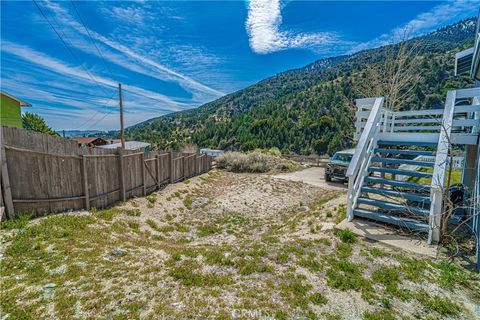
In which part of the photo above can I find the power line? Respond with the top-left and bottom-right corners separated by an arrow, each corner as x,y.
75,91 -> 117,130
86,105 -> 116,130
69,0 -> 114,77
32,0 -> 113,98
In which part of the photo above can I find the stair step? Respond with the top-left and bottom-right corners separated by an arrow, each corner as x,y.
364,176 -> 430,191
357,197 -> 430,216
377,140 -> 438,147
353,208 -> 429,232
375,148 -> 435,157
368,167 -> 433,178
371,157 -> 434,167
361,186 -> 431,204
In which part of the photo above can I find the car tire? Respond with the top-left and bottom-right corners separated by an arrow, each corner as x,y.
325,174 -> 331,182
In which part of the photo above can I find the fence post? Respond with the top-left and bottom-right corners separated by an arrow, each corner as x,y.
141,153 -> 146,196
182,155 -> 186,180
81,155 -> 90,210
156,154 -> 161,189
118,147 -> 126,201
0,143 -> 14,219
196,154 -> 200,175
169,151 -> 174,183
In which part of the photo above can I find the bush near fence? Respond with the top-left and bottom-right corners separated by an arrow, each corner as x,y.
0,126 -> 212,218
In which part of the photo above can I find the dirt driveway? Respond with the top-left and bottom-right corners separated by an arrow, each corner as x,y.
272,167 -> 348,190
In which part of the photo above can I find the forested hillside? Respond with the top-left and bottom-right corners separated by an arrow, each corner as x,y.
122,18 -> 475,155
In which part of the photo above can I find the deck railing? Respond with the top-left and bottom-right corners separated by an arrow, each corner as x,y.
354,88 -> 480,145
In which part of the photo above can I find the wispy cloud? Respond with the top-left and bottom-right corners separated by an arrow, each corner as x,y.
42,0 -> 225,97
1,40 -> 187,108
246,0 -> 340,54
349,0 -> 478,53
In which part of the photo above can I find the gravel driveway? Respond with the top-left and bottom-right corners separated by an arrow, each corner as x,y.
272,167 -> 348,190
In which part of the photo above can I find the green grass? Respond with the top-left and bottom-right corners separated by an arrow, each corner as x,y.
168,260 -> 232,287
363,310 -> 396,320
336,228 -> 357,243
0,213 -> 32,230
367,248 -> 389,257
298,257 -> 323,272
326,258 -> 374,300
371,267 -> 412,300
202,250 -> 233,267
408,168 -> 461,185
309,292 -> 328,305
279,275 -> 313,308
415,291 -> 461,316
197,224 -> 221,237
146,219 -> 159,231
123,208 -> 141,216
145,194 -> 157,204
183,195 -> 193,210
236,258 -> 273,275
127,221 -> 140,232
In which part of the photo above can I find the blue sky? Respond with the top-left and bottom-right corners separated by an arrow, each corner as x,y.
1,1 -> 478,131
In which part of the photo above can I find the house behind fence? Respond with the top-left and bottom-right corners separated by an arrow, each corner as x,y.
0,126 -> 213,219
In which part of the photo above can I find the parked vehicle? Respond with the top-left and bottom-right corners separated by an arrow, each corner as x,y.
325,149 -> 355,182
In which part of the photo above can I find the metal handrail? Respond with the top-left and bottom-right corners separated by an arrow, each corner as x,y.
346,97 -> 384,220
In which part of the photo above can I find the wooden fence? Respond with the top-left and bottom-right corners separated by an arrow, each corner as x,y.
0,126 -> 212,218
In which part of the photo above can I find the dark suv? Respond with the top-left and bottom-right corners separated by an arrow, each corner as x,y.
325,149 -> 355,182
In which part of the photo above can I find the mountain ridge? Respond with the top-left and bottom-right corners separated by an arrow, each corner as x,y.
121,18 -> 475,154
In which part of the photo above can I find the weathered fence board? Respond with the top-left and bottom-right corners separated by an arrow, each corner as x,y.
0,126 -> 213,218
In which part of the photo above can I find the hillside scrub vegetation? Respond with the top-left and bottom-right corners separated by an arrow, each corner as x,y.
216,149 -> 297,173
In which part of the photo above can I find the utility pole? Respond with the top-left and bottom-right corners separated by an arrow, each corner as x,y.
118,83 -> 125,149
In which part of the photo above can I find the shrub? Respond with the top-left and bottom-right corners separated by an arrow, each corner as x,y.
216,150 -> 296,173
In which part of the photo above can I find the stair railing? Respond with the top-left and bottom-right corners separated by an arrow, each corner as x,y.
428,90 -> 456,244
474,140 -> 480,272
347,97 -> 385,220
428,88 -> 480,244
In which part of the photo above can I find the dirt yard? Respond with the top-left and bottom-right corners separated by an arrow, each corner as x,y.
1,169 -> 479,319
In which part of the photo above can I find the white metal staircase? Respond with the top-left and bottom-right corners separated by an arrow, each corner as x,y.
346,88 -> 480,244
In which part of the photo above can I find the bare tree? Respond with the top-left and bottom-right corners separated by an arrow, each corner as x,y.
357,29 -> 423,110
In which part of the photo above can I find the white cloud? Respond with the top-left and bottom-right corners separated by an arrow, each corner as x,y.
246,0 -> 339,54
349,0 -> 479,53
